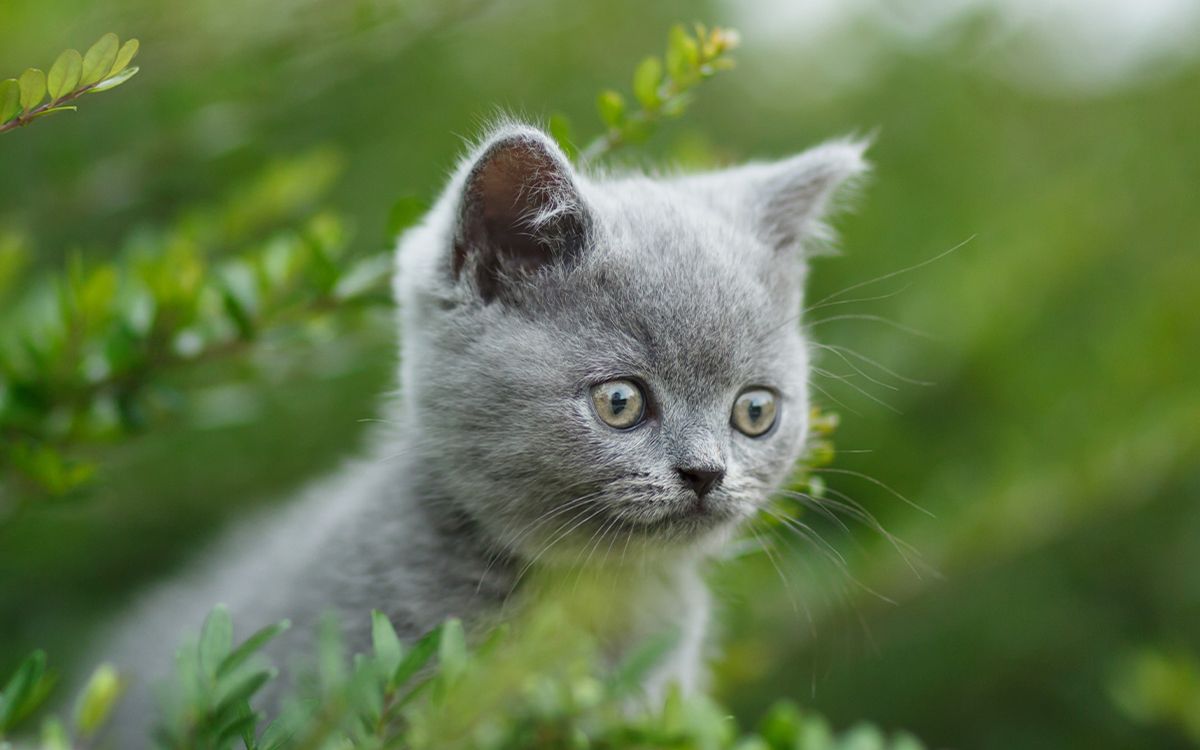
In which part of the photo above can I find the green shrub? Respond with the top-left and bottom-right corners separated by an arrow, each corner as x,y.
0,605 -> 928,750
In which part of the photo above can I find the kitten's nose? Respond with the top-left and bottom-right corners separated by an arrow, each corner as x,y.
676,466 -> 724,499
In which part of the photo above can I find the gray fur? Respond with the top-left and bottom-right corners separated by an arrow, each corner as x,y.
93,122 -> 868,739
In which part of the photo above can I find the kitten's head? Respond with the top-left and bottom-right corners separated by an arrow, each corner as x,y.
395,123 -> 866,563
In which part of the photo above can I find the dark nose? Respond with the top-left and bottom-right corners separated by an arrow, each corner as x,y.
677,466 -> 724,499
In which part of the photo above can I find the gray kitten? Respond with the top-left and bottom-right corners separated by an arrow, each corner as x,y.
96,122 -> 867,736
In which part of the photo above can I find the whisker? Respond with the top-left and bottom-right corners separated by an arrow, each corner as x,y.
812,366 -> 902,414
806,313 -> 935,341
807,378 -> 862,417
778,488 -> 924,578
815,342 -> 935,387
803,282 -> 913,315
812,467 -> 936,518
509,502 -> 611,595
748,519 -> 808,626
762,507 -> 896,606
762,507 -> 848,569
814,348 -> 900,392
477,487 -> 604,595
805,235 -> 975,310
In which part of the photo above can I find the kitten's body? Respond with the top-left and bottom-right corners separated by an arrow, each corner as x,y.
96,123 -> 866,738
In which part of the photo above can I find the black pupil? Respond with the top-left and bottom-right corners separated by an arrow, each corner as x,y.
747,398 -> 764,423
610,389 -> 628,415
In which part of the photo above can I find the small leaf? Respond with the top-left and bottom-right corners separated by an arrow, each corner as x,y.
109,38 -> 140,77
0,650 -> 46,730
596,89 -> 626,129
0,79 -> 19,123
389,623 -> 442,690
372,611 -> 404,675
29,105 -> 77,122
214,709 -> 260,747
892,732 -> 928,750
633,56 -> 664,110
332,254 -> 392,301
609,628 -> 678,694
40,718 -> 71,750
88,66 -> 139,93
48,49 -> 83,99
437,618 -> 467,682
217,620 -> 290,678
199,605 -> 234,678
81,33 -> 120,86
18,68 -> 46,112
72,664 -> 122,738
213,668 -> 274,714
666,25 -> 699,82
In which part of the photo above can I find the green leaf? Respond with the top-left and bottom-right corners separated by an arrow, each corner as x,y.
437,618 -> 467,682
89,66 -> 139,93
892,732 -> 927,750
839,723 -> 887,750
633,56 -> 664,110
40,718 -> 71,750
596,89 -> 626,129
217,620 -> 290,678
81,33 -> 120,86
199,605 -> 234,678
666,25 -> 699,82
608,628 -> 677,695
48,49 -> 83,99
371,611 -> 404,675
0,79 -> 19,123
213,668 -> 274,714
72,663 -> 122,738
389,623 -> 442,690
109,38 -> 140,77
214,709 -> 260,748
331,253 -> 391,301
0,650 -> 46,731
30,105 -> 77,121
18,68 -> 46,112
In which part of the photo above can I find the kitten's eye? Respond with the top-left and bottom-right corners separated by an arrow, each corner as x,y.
590,380 -> 646,430
732,389 -> 778,437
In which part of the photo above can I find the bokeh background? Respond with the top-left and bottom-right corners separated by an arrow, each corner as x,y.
2,0 -> 1198,747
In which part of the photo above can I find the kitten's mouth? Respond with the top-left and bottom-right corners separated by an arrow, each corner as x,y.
602,492 -> 742,538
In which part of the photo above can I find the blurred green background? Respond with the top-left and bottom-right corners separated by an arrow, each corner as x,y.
1,0 -> 1198,747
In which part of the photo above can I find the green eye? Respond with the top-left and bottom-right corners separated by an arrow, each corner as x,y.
732,388 -> 778,437
591,379 -> 646,429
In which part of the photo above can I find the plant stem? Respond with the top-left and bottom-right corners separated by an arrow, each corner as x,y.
0,82 -> 98,134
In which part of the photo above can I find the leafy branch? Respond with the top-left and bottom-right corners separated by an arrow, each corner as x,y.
0,33 -> 140,135
556,23 -> 739,165
0,606 -> 930,750
0,208 -> 392,498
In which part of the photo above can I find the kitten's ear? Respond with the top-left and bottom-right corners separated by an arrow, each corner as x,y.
715,138 -> 870,253
452,128 -> 590,302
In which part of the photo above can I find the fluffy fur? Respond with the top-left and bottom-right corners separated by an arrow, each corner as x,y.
93,122 -> 868,737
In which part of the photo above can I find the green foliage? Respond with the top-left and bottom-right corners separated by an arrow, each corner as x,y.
549,23 -> 738,164
0,201 -> 393,498
0,33 -> 139,134
0,652 -> 121,749
1111,648 -> 1200,746
0,606 -> 928,750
